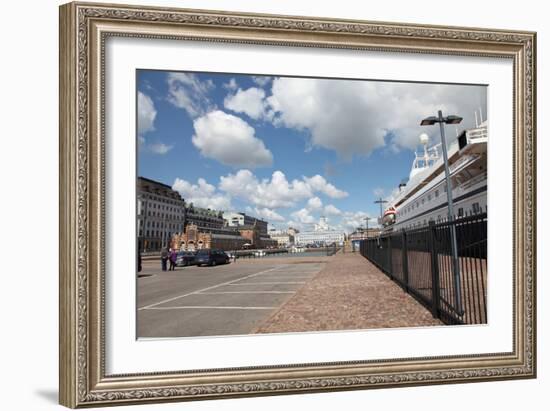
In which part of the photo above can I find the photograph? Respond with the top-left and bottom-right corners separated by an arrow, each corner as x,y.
135,70 -> 488,338
56,2 -> 536,407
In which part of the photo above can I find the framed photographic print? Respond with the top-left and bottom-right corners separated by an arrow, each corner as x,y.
59,1 -> 536,408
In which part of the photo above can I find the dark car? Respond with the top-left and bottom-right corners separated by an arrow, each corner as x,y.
195,249 -> 230,266
175,251 -> 196,267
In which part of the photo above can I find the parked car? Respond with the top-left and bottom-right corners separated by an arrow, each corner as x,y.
195,249 -> 230,266
175,251 -> 196,267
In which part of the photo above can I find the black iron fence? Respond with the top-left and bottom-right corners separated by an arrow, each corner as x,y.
359,212 -> 487,325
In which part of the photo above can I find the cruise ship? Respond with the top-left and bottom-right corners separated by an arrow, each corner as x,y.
381,119 -> 487,231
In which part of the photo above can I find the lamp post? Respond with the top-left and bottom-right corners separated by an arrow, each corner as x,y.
364,216 -> 371,238
374,198 -> 388,223
420,110 -> 464,315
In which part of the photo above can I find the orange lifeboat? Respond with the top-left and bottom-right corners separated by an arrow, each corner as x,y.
382,206 -> 397,227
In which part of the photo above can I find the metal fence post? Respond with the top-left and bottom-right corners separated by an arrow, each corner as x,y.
387,235 -> 393,279
429,221 -> 441,319
401,230 -> 409,292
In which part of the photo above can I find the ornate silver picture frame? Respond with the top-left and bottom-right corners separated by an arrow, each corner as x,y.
59,1 -> 536,407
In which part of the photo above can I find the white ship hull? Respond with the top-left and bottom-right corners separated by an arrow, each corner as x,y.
385,121 -> 487,232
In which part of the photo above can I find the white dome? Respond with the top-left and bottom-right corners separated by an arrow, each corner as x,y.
419,133 -> 430,145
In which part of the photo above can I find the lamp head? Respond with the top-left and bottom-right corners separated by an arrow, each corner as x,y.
420,116 -> 438,126
445,115 -> 463,124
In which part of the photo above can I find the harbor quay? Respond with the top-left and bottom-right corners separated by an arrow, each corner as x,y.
137,251 -> 441,338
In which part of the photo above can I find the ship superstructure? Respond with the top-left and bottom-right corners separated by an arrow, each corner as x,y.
382,120 -> 487,231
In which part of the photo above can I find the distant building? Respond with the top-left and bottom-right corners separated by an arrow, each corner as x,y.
238,223 -> 277,249
294,216 -> 345,246
137,177 -> 186,252
185,204 -> 225,232
287,227 -> 299,236
171,224 -> 246,252
314,216 -> 330,232
348,228 -> 381,241
223,212 -> 268,234
268,228 -> 295,247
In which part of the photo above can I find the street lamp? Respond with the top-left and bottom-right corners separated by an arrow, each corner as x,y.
374,198 -> 388,223
420,110 -> 464,315
364,216 -> 371,238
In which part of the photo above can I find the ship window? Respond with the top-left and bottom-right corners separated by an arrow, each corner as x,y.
416,202 -> 419,208
421,198 -> 425,205
428,194 -> 431,201
435,190 -> 439,197
472,202 -> 481,213
458,208 -> 464,217
444,185 -> 447,192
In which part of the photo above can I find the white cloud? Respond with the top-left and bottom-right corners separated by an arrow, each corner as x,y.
373,187 -> 386,198
340,211 -> 374,231
303,175 -> 348,199
149,142 -> 173,155
137,91 -> 156,135
291,208 -> 315,225
372,186 -> 402,204
252,76 -> 272,87
192,110 -> 273,168
166,72 -> 215,118
172,177 -> 231,211
324,204 -> 342,216
224,87 -> 269,120
218,169 -> 347,210
266,77 -> 487,157
219,169 -> 310,209
223,78 -> 238,91
307,196 -> 323,210
246,206 -> 285,222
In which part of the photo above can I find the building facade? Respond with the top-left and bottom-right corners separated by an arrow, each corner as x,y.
268,229 -> 295,247
171,224 -> 246,252
295,230 -> 345,246
348,228 -> 381,241
137,177 -> 186,252
185,204 -> 225,232
223,212 -> 268,234
238,224 -> 278,249
294,216 -> 345,246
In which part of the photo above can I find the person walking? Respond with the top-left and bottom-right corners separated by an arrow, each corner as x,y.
160,247 -> 168,271
169,248 -> 177,271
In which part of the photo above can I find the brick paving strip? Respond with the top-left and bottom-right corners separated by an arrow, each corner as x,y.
255,252 -> 442,333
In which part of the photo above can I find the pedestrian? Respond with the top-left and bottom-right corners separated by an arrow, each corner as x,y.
160,247 -> 168,271
137,250 -> 142,273
169,248 -> 177,271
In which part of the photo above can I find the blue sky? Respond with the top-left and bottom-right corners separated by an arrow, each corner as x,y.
137,70 -> 486,232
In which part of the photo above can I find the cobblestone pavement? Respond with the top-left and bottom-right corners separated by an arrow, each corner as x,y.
255,252 -> 442,333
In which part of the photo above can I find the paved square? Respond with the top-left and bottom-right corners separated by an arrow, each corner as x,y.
137,259 -> 325,337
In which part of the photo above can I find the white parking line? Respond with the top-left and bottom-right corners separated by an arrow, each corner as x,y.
251,276 -> 313,280
229,282 -> 306,285
139,266 -> 280,310
198,291 -> 295,295
146,306 -> 276,310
